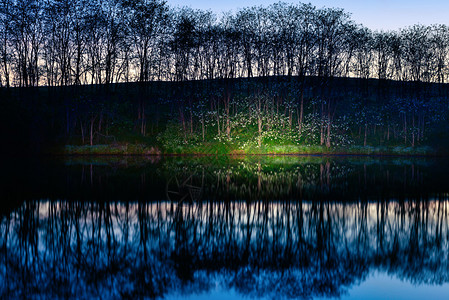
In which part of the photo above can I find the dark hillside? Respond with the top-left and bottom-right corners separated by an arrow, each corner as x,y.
1,75 -> 448,155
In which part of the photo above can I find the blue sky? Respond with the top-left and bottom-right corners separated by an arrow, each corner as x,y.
166,0 -> 449,31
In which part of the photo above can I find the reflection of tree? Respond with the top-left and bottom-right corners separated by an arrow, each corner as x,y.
2,157 -> 446,210
161,157 -> 440,202
2,198 -> 449,298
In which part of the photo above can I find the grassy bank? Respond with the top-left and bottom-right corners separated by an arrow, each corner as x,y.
61,144 -> 161,155
58,143 -> 438,156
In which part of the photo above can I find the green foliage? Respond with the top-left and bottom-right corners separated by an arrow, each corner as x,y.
157,121 -> 187,152
156,94 -> 358,154
63,144 -> 161,155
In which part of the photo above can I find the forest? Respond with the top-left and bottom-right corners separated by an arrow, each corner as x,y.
1,0 -> 449,154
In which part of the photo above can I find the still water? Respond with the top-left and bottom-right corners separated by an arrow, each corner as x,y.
1,155 -> 449,299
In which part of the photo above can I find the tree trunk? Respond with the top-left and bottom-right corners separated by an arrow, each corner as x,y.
412,113 -> 415,147
320,102 -> 325,146
364,124 -> 367,147
179,108 -> 187,142
299,92 -> 304,134
81,121 -> 85,144
404,113 -> 407,146
258,97 -> 262,147
90,116 -> 96,146
202,116 -> 205,142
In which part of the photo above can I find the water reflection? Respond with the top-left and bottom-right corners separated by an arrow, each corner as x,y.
1,156 -> 449,298
2,156 -> 447,206
2,199 -> 449,298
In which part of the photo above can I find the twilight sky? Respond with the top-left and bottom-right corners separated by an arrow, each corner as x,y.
166,0 -> 449,31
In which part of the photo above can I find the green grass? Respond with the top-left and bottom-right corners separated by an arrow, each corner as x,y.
58,143 -> 438,156
62,144 -> 161,155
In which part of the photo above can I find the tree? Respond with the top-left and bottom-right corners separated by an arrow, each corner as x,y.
373,31 -> 394,81
313,7 -> 353,78
171,8 -> 197,82
351,26 -> 373,79
430,24 -> 449,84
401,25 -> 432,82
0,0 -> 13,87
121,0 -> 168,82
44,0 -> 76,86
234,7 -> 259,78
9,0 -> 44,87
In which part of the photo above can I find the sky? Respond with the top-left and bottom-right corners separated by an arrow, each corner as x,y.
166,0 -> 449,31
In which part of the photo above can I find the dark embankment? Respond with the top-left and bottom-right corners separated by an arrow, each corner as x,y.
1,76 -> 449,156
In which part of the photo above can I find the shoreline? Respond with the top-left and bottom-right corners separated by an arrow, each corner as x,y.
45,144 -> 447,158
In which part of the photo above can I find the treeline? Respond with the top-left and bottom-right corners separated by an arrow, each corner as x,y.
2,0 -> 449,87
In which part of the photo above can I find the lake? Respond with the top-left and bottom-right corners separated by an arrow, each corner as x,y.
1,155 -> 449,299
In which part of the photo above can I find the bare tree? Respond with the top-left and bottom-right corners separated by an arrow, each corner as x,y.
430,24 -> 449,83
351,26 -> 373,79
121,0 -> 168,82
9,0 -> 43,87
401,25 -> 433,82
0,0 -> 13,87
373,31 -> 394,80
